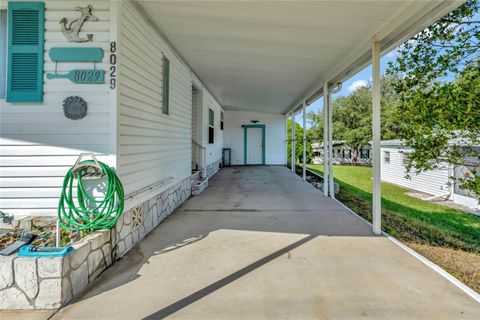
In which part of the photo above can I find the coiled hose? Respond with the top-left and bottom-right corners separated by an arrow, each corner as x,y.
58,160 -> 124,231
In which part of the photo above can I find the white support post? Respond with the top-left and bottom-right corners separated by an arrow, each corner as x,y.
302,101 -> 307,181
323,83 -> 329,197
372,40 -> 382,235
291,112 -> 296,172
285,113 -> 288,167
328,86 -> 334,198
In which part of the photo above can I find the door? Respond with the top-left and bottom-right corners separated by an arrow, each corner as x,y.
247,128 -> 263,165
191,87 -> 197,170
191,86 -> 203,172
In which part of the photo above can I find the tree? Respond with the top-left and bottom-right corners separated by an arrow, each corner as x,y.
287,120 -> 313,165
306,111 -> 323,143
305,75 -> 401,165
380,74 -> 402,140
388,0 -> 480,196
332,86 -> 372,164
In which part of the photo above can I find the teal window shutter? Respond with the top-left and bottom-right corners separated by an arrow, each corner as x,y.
7,1 -> 45,103
162,56 -> 169,114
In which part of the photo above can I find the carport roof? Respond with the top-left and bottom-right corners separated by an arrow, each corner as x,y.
137,1 -> 464,114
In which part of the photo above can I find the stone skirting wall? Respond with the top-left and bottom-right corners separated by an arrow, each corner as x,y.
0,176 -> 193,310
206,160 -> 221,178
114,176 -> 192,257
0,230 -> 112,310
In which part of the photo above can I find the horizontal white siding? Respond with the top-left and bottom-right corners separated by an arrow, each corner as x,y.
380,147 -> 451,196
118,1 -> 193,196
0,0 -> 113,216
453,193 -> 479,209
224,111 -> 286,165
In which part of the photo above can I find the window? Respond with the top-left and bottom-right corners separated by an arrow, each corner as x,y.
162,56 -> 170,114
361,148 -> 369,159
0,10 -> 6,98
402,153 -> 410,166
384,151 -> 390,164
220,111 -> 224,130
208,108 -> 214,144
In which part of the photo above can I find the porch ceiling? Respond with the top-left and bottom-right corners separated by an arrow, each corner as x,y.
138,1 -> 461,114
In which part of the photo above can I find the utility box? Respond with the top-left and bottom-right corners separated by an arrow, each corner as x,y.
222,148 -> 231,167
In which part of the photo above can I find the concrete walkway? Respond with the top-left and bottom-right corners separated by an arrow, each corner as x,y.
52,166 -> 480,319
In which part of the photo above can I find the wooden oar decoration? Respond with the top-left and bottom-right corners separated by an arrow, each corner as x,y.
47,69 -> 104,84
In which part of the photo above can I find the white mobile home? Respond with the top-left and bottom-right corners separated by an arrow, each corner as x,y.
2,0 -> 479,313
0,0 -> 469,226
311,141 -> 372,165
381,140 -> 479,210
0,1 -> 287,218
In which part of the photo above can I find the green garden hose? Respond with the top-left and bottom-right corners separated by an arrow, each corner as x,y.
58,160 -> 124,231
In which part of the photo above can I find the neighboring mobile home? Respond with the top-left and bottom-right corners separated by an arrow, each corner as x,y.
381,140 -> 479,210
311,141 -> 372,165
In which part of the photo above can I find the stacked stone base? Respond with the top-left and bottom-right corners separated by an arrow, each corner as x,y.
206,160 -> 222,178
0,230 -> 112,310
114,176 -> 192,257
0,174 -> 195,310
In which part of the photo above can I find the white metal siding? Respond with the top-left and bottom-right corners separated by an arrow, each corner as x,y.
224,111 -> 286,165
118,1 -> 193,196
380,147 -> 451,196
0,0 -> 113,216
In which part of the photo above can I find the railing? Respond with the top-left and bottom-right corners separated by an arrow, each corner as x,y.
192,139 -> 206,175
124,176 -> 175,211
125,177 -> 175,201
192,139 -> 205,150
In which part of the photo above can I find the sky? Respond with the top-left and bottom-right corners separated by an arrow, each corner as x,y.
297,48 -> 400,128
298,10 -> 480,128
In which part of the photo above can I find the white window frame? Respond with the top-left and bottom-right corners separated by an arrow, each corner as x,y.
383,151 -> 390,164
208,108 -> 214,144
402,153 -> 410,166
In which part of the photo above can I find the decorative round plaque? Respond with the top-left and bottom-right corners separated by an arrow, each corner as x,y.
63,96 -> 88,120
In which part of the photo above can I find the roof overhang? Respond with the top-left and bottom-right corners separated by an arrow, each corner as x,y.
137,0 -> 465,115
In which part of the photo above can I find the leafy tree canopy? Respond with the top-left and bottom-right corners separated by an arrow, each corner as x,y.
306,75 -> 401,164
388,0 -> 480,196
287,120 -> 313,165
306,111 -> 323,143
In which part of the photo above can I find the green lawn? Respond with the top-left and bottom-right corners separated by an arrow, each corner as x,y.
307,165 -> 480,253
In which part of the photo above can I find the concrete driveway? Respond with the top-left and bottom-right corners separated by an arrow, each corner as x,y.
52,166 -> 480,319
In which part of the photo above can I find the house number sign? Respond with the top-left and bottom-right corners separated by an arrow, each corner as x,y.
47,47 -> 105,84
47,69 -> 105,84
110,41 -> 117,89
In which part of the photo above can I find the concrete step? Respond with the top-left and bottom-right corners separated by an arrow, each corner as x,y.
192,178 -> 208,196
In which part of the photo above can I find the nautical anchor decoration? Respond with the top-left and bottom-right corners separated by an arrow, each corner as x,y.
60,5 -> 98,42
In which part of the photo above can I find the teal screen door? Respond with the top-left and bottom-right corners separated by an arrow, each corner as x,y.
243,125 -> 266,165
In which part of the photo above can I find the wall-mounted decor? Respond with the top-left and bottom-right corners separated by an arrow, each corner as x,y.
49,47 -> 104,62
47,47 -> 105,84
60,5 -> 98,42
63,96 -> 88,120
48,69 -> 104,84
